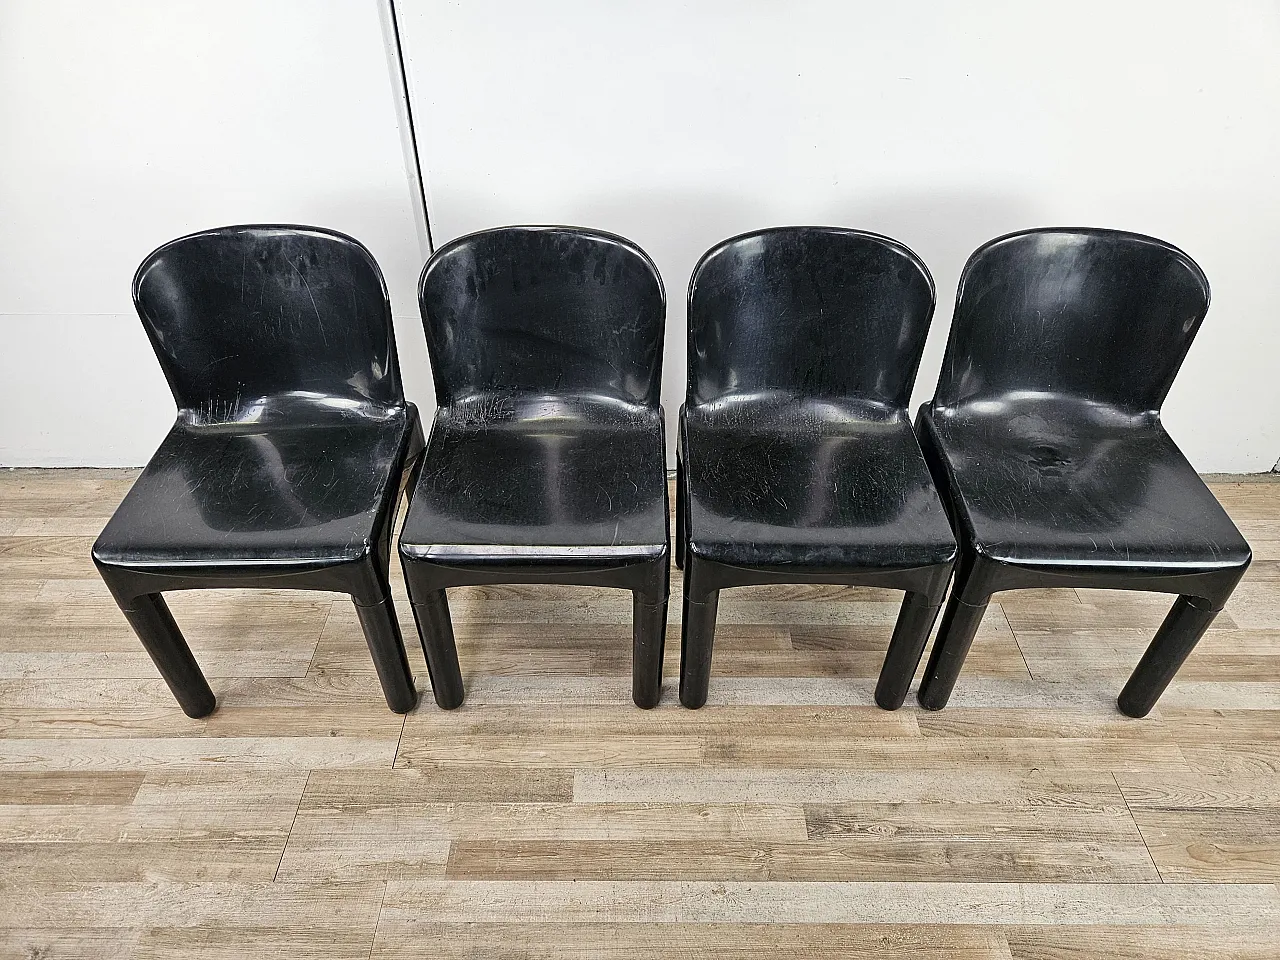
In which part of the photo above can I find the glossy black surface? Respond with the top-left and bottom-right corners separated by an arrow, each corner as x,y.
917,228 -> 1251,716
399,226 -> 670,709
93,225 -> 423,718
677,227 -> 957,710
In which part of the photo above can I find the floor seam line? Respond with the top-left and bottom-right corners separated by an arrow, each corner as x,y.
272,768 -> 310,882
368,879 -> 390,960
1001,602 -> 1036,681
1114,770 -> 1166,883
303,598 -> 337,677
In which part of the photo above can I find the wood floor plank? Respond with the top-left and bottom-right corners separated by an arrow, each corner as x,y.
0,881 -> 386,930
2,588 -> 330,653
302,767 -> 573,805
0,927 -> 140,960
0,802 -> 295,843
1116,771 -> 1280,808
0,535 -> 112,579
377,880 -> 1280,924
0,650 -> 315,680
369,922 -> 1013,960
575,770 -> 1138,805
1128,808 -> 1280,881
0,707 -> 207,738
1005,925 -> 1280,959
400,733 -> 1189,771
1012,628 -> 1280,683
444,838 -> 1158,882
290,801 -> 808,842
795,607 -> 1029,678
0,839 -> 290,882
0,926 -> 384,960
129,927 -> 379,960
804,803 -> 1142,844
0,736 -> 399,770
1001,589 -> 1240,631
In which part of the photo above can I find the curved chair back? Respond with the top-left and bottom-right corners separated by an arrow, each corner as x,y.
933,228 -> 1210,415
687,227 -> 935,409
419,226 -> 665,407
133,225 -> 403,420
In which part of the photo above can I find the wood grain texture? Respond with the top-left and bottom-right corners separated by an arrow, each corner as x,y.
0,470 -> 1278,958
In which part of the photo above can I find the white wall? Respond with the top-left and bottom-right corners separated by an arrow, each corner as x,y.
0,0 -> 430,466
397,0 -> 1280,473
3,2 -> 1279,472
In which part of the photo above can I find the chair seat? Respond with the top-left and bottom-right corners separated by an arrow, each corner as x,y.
924,404 -> 1251,572
93,411 -> 413,569
399,396 -> 668,565
683,399 -> 957,572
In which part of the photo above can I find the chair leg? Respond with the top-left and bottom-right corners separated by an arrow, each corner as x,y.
675,455 -> 686,571
117,593 -> 216,719
875,591 -> 943,710
410,589 -> 465,709
353,594 -> 419,714
1118,595 -> 1220,719
632,593 -> 668,709
917,582 -> 990,711
679,562 -> 720,709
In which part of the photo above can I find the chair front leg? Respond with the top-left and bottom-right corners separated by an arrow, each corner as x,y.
1117,594 -> 1221,718
631,550 -> 672,708
876,591 -> 944,710
353,592 -> 418,714
112,588 -> 216,719
917,558 -> 992,711
632,589 -> 669,709
679,558 -> 720,709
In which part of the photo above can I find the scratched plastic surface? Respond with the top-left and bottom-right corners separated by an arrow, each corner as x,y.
682,227 -> 957,573
402,226 -> 668,560
676,227 -> 957,711
94,226 -> 415,567
92,225 -> 422,718
915,227 -> 1251,717
919,228 -> 1250,581
398,226 -> 670,710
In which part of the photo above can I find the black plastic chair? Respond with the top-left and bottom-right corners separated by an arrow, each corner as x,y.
399,226 -> 670,709
93,225 -> 425,718
677,227 -> 958,709
915,227 -> 1251,717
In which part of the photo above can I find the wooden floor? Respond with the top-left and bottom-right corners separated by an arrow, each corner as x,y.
2,470 -> 1279,959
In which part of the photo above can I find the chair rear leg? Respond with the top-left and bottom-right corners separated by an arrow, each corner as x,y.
353,594 -> 419,714
675,454 -> 687,571
917,576 -> 990,711
118,593 -> 216,719
1118,595 -> 1220,719
410,589 -> 465,709
632,592 -> 669,709
876,591 -> 943,710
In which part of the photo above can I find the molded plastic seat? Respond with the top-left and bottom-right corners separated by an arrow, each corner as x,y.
92,226 -> 424,718
95,415 -> 412,566
399,226 -> 670,709
677,227 -> 958,710
926,404 -> 1249,572
401,397 -> 667,562
916,228 -> 1251,717
683,401 -> 956,572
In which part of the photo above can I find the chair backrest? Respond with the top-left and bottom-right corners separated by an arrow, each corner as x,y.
419,226 -> 666,408
933,228 -> 1211,415
687,227 -> 936,409
133,225 -> 403,421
